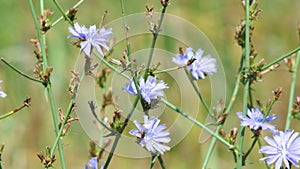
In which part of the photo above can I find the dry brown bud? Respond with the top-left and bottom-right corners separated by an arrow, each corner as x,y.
161,0 -> 169,7
273,87 -> 283,101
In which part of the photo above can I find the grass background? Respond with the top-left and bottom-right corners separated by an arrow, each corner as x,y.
0,0 -> 300,168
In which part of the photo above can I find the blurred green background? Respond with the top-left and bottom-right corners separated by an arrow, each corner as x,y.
0,0 -> 300,168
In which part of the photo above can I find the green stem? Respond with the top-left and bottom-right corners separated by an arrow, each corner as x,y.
161,99 -> 233,148
261,46 -> 300,71
264,97 -> 276,117
0,58 -> 44,84
201,126 -> 218,169
237,0 -> 251,168
243,136 -> 258,161
158,155 -> 167,169
52,0 -> 73,25
0,111 -> 16,120
45,87 -> 66,169
143,6 -> 167,79
0,145 -> 3,169
52,0 -> 85,27
103,133 -> 121,169
153,66 -> 183,75
285,50 -> 300,130
49,70 -> 87,157
150,154 -> 158,169
28,0 -> 66,168
94,52 -> 130,80
49,101 -> 75,157
202,54 -> 243,169
119,0 -> 140,97
184,69 -> 210,113
103,97 -> 139,169
28,0 -> 48,67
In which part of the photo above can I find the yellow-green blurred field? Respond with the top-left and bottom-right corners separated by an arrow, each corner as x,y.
0,0 -> 300,169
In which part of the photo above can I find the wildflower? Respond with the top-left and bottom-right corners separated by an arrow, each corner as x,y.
259,130 -> 300,169
237,108 -> 278,132
0,80 -> 7,98
68,23 -> 112,57
85,157 -> 105,169
172,47 -> 194,66
189,49 -> 217,80
129,116 -> 171,154
123,76 -> 168,104
172,48 -> 217,80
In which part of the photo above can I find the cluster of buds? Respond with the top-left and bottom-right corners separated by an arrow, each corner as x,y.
284,53 -> 297,72
254,87 -> 282,113
273,87 -> 283,101
219,127 -> 238,145
30,38 -> 52,86
68,70 -> 80,95
38,9 -> 54,33
33,63 -> 53,86
110,50 -> 132,72
58,105 -> 79,137
67,8 -> 78,22
36,147 -> 56,168
210,99 -> 227,125
110,110 -> 124,133
235,0 -> 261,48
29,39 -> 44,62
241,59 -> 264,85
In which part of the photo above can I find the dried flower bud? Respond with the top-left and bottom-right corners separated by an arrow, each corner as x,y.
292,96 -> 300,114
68,70 -> 80,94
218,128 -> 226,138
161,0 -> 169,7
230,127 -> 238,140
110,110 -> 124,132
146,5 -> 154,19
89,141 -> 97,157
251,9 -> 261,20
273,87 -> 282,101
284,54 -> 296,72
217,114 -> 227,125
37,147 -> 56,168
38,9 -> 54,32
67,8 -> 78,22
242,0 -> 253,7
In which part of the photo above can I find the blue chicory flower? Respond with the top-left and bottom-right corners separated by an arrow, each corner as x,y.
0,80 -> 7,98
259,130 -> 300,169
85,157 -> 105,169
68,23 -> 112,57
172,47 -> 217,80
123,76 -> 168,104
172,47 -> 194,66
236,108 -> 278,132
189,48 -> 217,80
129,116 -> 171,154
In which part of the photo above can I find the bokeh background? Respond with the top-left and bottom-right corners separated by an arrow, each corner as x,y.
0,0 -> 300,168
